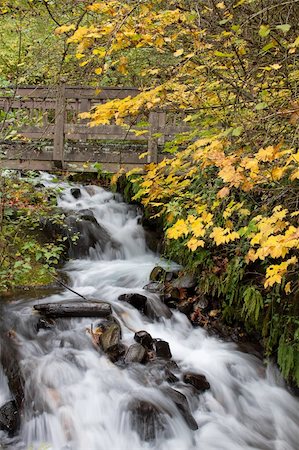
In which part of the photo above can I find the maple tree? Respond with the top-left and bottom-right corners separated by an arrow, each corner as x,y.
61,0 -> 299,383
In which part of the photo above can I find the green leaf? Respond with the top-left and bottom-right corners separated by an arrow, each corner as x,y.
214,51 -> 234,58
255,102 -> 268,110
232,126 -> 243,137
259,25 -> 270,38
276,24 -> 291,33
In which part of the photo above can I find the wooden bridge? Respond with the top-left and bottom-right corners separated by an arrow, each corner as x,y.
0,85 -> 188,172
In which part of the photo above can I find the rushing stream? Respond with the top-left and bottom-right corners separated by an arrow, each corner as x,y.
0,174 -> 299,450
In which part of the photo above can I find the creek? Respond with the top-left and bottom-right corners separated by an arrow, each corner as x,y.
0,173 -> 298,450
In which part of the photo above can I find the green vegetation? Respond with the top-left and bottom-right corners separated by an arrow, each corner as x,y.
0,172 -> 65,292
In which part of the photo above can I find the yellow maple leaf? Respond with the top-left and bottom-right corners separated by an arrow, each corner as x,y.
187,238 -> 205,251
167,219 -> 189,239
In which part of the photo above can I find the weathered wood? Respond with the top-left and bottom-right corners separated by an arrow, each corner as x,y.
53,84 -> 66,166
34,301 -> 112,318
148,111 -> 159,163
0,84 -> 190,172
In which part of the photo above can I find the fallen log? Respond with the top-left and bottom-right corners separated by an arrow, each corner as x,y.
33,301 -> 112,318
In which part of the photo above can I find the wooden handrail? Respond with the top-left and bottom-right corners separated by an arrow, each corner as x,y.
0,85 -> 189,172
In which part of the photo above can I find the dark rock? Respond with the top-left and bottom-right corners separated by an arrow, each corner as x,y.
78,209 -> 96,223
150,266 -> 177,283
154,340 -> 172,359
118,293 -> 147,312
162,387 -> 198,430
70,188 -> 81,199
0,336 -> 24,408
128,399 -> 167,441
145,297 -> 172,320
100,323 -> 122,361
171,274 -> 196,289
150,266 -> 167,282
134,330 -> 154,349
34,301 -> 112,318
0,401 -> 20,436
183,373 -> 210,392
165,367 -> 179,383
41,212 -> 119,259
36,318 -> 55,332
177,299 -> 194,316
125,343 -> 146,364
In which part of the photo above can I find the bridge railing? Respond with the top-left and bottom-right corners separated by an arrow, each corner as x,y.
0,85 -> 189,171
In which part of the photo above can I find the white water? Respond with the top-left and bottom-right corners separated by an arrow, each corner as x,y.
0,175 -> 299,450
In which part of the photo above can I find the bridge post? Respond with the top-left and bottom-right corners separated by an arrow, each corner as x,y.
147,111 -> 166,164
53,83 -> 66,169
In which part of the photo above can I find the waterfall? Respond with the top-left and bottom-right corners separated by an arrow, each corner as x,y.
0,174 -> 298,450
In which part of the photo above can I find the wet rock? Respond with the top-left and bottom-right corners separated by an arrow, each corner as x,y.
128,399 -> 167,441
154,340 -> 172,360
134,330 -> 154,349
118,293 -> 147,312
100,323 -> 122,361
171,274 -> 196,289
0,335 -> 24,408
36,318 -> 55,332
125,343 -> 146,364
162,387 -> 198,430
0,401 -> 20,436
85,185 -> 97,196
143,282 -> 164,294
177,299 -> 194,316
183,373 -> 210,392
144,297 -> 172,320
70,188 -> 81,199
34,301 -> 112,318
165,367 -> 179,383
41,212 -> 119,259
78,209 -> 96,223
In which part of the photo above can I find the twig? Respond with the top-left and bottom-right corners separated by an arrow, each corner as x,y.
52,275 -> 87,300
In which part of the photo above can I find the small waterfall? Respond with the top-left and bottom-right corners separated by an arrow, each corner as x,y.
0,174 -> 298,450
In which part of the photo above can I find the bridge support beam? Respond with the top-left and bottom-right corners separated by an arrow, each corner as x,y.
53,84 -> 66,169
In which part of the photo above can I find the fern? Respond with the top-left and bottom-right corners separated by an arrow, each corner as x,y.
277,336 -> 295,379
242,286 -> 264,323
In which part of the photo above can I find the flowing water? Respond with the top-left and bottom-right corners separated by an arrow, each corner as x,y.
0,174 -> 299,450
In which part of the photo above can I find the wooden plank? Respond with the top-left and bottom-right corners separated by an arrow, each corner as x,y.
147,111 -> 159,163
0,159 -> 54,171
53,84 -> 66,165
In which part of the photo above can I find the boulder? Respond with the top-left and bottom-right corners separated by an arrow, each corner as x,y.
128,399 -> 167,441
36,318 -> 55,332
150,266 -> 176,282
70,188 -> 81,199
154,340 -> 172,360
183,373 -> 210,392
41,212 -> 118,258
0,335 -> 24,408
34,301 -> 112,318
171,274 -> 196,289
99,323 -> 122,361
143,282 -> 164,294
134,330 -> 154,349
162,387 -> 198,430
118,293 -> 147,312
0,401 -> 20,436
125,343 -> 146,364
144,297 -> 172,320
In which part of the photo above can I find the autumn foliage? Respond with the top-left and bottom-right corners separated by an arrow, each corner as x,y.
57,0 -> 299,383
